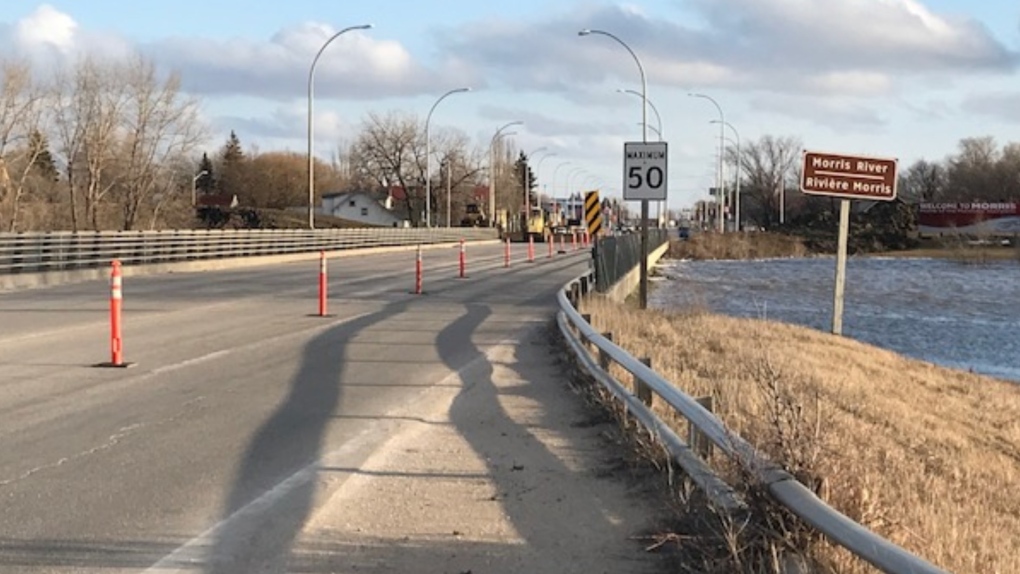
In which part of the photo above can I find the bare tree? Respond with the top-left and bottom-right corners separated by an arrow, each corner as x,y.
946,136 -> 999,201
735,135 -> 802,228
52,56 -> 128,230
899,159 -> 947,202
113,55 -> 205,230
0,60 -> 47,231
348,111 -> 427,225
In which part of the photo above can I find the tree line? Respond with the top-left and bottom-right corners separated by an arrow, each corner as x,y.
0,54 -> 539,232
713,134 -> 1020,234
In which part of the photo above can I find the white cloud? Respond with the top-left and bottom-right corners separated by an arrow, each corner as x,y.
0,6 -> 476,102
14,4 -> 76,53
439,0 -> 1017,96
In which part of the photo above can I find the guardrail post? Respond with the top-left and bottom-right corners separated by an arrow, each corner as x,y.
689,396 -> 715,459
635,357 -> 654,407
579,275 -> 589,295
598,332 -> 613,371
569,282 -> 580,307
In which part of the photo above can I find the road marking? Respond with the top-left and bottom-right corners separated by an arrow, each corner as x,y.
140,332 -> 519,573
151,350 -> 231,375
0,424 -> 144,487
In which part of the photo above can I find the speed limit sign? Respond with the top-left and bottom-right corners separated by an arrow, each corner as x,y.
623,141 -> 668,201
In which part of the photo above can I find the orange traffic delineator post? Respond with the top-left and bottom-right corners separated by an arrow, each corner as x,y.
504,238 -> 511,268
96,260 -> 133,368
548,236 -> 554,259
527,235 -> 535,263
318,250 -> 329,317
458,239 -> 467,279
572,232 -> 578,251
414,245 -> 424,294
558,233 -> 567,254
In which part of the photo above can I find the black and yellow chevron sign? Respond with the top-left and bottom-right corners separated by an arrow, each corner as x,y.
584,190 -> 602,237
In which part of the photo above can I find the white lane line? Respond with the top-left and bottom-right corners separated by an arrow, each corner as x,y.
151,350 -> 231,376
140,333 -> 517,574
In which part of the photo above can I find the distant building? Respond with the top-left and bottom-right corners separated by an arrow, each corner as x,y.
320,190 -> 408,227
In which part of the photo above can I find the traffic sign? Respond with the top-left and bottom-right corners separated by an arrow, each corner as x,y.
584,190 -> 602,237
623,142 -> 668,201
801,150 -> 898,201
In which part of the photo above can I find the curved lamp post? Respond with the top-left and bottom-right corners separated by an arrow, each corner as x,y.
580,27 -> 651,308
522,146 -> 547,216
191,170 -> 208,207
488,121 -> 522,227
534,151 -> 556,201
619,88 -> 661,140
307,23 -> 372,229
711,119 -> 741,231
689,92 -> 725,233
425,87 -> 471,228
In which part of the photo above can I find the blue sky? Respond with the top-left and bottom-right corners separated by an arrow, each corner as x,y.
2,1 -> 1018,210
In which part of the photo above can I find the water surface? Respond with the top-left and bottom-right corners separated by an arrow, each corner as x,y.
650,256 -> 1020,382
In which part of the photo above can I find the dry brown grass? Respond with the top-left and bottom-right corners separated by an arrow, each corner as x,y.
578,296 -> 1020,574
670,232 -> 809,261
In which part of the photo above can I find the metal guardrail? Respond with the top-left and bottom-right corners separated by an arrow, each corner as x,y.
0,228 -> 499,275
591,230 -> 669,292
557,272 -> 950,574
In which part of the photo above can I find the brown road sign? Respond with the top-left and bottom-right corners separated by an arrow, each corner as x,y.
801,150 -> 898,201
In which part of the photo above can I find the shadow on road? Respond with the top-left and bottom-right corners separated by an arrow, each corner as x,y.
202,298 -> 411,574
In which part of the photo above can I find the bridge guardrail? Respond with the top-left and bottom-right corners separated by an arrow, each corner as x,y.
0,228 -> 499,275
557,268 -> 950,574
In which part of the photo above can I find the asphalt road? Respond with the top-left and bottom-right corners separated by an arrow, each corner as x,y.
0,242 -> 593,573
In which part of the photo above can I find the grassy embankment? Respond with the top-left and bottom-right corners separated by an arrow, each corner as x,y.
579,232 -> 1020,573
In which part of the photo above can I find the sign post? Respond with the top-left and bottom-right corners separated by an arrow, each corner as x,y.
801,150 -> 898,335
584,190 -> 603,242
623,141 -> 668,310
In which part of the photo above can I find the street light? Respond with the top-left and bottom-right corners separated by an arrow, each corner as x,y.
523,146 -> 547,217
425,87 -> 471,228
565,166 -> 585,196
711,119 -> 741,231
689,93 -> 725,233
191,170 -> 208,207
618,88 -> 661,140
307,23 -> 372,230
534,151 -> 556,199
580,27 -> 652,309
638,122 -> 662,140
488,121 -> 522,227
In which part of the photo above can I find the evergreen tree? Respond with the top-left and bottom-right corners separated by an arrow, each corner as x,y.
29,130 -> 58,182
220,130 -> 244,164
515,151 -> 537,207
217,131 -> 246,200
197,152 -> 215,194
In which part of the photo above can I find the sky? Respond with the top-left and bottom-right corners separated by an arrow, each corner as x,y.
1,0 -> 1018,210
